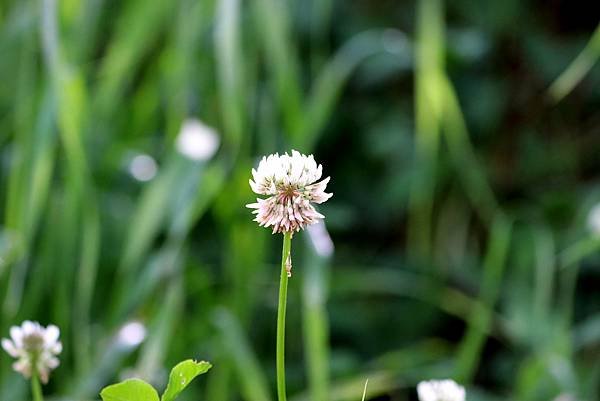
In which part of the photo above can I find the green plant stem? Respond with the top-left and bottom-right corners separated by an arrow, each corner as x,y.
277,231 -> 292,401
31,372 -> 44,401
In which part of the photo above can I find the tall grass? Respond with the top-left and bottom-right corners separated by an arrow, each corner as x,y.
0,1 -> 598,401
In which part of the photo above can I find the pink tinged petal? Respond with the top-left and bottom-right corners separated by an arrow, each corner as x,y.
38,367 -> 49,384
1,339 -> 18,357
45,355 -> 60,369
13,359 -> 32,378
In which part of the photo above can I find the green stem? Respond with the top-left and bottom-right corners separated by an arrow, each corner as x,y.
31,371 -> 44,401
277,231 -> 292,401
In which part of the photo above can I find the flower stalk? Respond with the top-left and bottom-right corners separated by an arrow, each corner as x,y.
31,371 -> 44,401
276,231 -> 292,401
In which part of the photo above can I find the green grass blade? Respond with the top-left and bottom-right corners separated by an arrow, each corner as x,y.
408,0 -> 445,261
440,76 -> 498,223
301,225 -> 333,401
455,213 -> 512,383
213,308 -> 273,401
95,0 -> 173,114
252,0 -> 303,140
532,225 -> 555,326
215,0 -> 245,149
548,22 -> 600,103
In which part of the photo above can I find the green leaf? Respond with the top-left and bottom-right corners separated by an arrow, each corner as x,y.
100,378 -> 159,401
161,359 -> 212,401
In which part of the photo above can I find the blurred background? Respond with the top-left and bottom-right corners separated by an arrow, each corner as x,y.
0,0 -> 599,400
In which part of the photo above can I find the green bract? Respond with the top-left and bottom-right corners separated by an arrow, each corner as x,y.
100,360 -> 212,401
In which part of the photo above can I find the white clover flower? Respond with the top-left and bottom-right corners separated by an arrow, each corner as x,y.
1,321 -> 62,384
247,150 -> 332,234
417,379 -> 465,401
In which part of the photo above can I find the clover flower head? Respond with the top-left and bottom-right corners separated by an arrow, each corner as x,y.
246,150 -> 332,234
1,321 -> 62,383
417,379 -> 465,401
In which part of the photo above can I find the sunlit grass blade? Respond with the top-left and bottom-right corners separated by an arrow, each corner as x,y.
548,22 -> 600,103
361,379 -> 368,401
215,0 -> 245,150
408,0 -> 445,261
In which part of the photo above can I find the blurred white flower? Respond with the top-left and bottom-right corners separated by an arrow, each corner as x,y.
117,320 -> 147,347
246,150 -> 332,234
1,321 -> 62,384
587,203 -> 600,235
417,379 -> 465,401
129,154 -> 158,182
176,118 -> 220,161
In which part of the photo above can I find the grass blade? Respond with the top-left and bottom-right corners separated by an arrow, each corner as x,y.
408,0 -> 445,261
548,22 -> 600,103
455,213 -> 512,383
